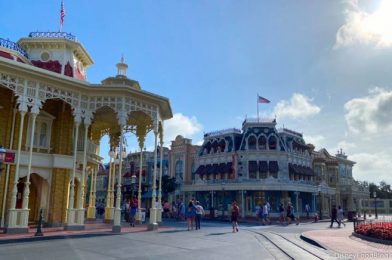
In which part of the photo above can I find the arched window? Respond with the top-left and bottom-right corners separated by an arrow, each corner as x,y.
268,136 -> 277,150
248,135 -> 257,150
258,136 -> 267,150
212,141 -> 219,153
175,160 -> 183,182
219,139 -> 226,152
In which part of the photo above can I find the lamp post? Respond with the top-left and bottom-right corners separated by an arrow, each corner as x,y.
131,174 -> 137,198
318,186 -> 322,220
294,191 -> 300,219
221,182 -> 225,220
373,191 -> 378,219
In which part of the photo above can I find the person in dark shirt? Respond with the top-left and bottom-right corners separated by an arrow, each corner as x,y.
330,205 -> 340,228
231,200 -> 240,233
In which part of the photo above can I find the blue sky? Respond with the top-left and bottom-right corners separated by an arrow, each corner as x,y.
2,0 -> 392,183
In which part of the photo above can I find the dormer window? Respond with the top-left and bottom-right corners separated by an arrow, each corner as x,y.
26,111 -> 55,151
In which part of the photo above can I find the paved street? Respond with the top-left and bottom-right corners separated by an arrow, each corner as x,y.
0,221 -> 338,260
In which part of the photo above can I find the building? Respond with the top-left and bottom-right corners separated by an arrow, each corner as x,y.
0,32 -> 172,233
180,118 -> 368,218
122,146 -> 170,208
168,135 -> 200,202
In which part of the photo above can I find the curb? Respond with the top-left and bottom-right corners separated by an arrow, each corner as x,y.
351,232 -> 392,245
300,232 -> 328,250
0,232 -> 119,245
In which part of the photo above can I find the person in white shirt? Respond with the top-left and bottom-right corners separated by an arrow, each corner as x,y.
195,201 -> 205,230
263,202 -> 270,225
305,203 -> 310,219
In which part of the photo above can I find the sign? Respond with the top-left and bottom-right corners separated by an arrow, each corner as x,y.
4,152 -> 15,163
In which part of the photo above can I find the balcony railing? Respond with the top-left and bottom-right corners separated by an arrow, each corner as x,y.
0,38 -> 28,58
77,140 -> 99,155
184,178 -> 315,186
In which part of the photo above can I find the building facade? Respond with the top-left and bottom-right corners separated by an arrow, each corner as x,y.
0,32 -> 172,233
180,118 -> 368,218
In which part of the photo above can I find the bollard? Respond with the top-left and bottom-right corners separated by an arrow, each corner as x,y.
35,209 -> 44,236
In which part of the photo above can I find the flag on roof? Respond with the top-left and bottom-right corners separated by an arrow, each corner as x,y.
257,95 -> 270,103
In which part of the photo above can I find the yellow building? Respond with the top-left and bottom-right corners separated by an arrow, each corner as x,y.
0,32 -> 172,233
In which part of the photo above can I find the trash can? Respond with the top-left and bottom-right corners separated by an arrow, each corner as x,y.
347,211 -> 356,221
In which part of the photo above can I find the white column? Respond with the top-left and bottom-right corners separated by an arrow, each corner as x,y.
113,127 -> 124,232
241,190 -> 245,217
157,136 -> 164,222
148,130 -> 159,229
21,111 -> 38,212
137,146 -> 143,222
79,122 -> 90,208
66,118 -> 80,228
9,111 -> 26,211
106,156 -> 112,209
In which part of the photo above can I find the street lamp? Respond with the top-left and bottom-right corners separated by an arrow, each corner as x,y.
373,191 -> 378,219
131,174 -> 137,198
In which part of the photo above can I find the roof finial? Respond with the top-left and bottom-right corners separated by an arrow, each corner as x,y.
116,55 -> 128,77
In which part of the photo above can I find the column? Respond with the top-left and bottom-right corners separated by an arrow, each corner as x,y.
112,127 -> 124,233
104,151 -> 114,223
6,109 -> 27,233
92,166 -> 98,215
76,120 -> 90,226
312,193 -> 316,214
20,110 -> 39,227
87,167 -> 95,220
65,116 -> 81,230
137,145 -> 143,222
241,190 -> 245,217
157,127 -> 164,223
148,129 -> 159,230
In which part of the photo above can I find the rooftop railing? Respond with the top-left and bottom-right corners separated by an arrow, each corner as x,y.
28,32 -> 78,43
0,38 -> 28,58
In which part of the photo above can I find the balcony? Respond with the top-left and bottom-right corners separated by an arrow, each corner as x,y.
77,139 -> 100,156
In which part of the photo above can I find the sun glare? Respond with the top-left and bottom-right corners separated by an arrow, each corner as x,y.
363,0 -> 392,44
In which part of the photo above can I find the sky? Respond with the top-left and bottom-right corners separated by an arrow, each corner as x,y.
1,0 -> 392,184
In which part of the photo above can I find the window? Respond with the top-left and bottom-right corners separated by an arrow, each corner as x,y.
268,136 -> 277,150
175,160 -> 184,182
26,111 -> 55,151
248,135 -> 257,150
258,136 -> 267,150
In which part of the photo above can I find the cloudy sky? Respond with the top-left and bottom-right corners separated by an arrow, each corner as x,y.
2,0 -> 392,184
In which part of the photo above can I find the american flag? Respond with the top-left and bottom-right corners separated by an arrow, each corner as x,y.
257,95 -> 271,104
60,0 -> 65,27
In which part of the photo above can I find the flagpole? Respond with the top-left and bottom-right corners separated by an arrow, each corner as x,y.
257,94 -> 259,122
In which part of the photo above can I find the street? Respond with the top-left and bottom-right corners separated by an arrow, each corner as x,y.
0,221 -> 339,260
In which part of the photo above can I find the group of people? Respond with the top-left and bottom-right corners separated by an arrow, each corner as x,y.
183,199 -> 205,231
330,205 -> 346,228
124,197 -> 138,227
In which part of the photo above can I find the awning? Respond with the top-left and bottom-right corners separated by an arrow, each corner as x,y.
226,162 -> 233,174
218,163 -> 226,173
269,161 -> 279,173
206,164 -> 214,175
289,163 -> 313,176
212,163 -> 219,174
248,161 -> 258,172
259,161 -> 268,173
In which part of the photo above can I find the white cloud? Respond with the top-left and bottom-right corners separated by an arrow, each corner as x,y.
163,113 -> 203,144
303,134 -> 325,148
350,152 -> 392,183
336,140 -> 356,152
273,93 -> 321,120
335,0 -> 392,48
344,87 -> 392,134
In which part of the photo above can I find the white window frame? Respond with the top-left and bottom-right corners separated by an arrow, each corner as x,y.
26,111 -> 55,152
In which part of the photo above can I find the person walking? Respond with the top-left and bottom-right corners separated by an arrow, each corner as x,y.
185,200 -> 197,231
231,200 -> 240,233
305,203 -> 310,219
279,203 -> 285,224
287,202 -> 299,225
263,202 -> 270,225
337,205 -> 346,228
330,205 -> 340,228
195,201 -> 205,230
129,197 -> 138,227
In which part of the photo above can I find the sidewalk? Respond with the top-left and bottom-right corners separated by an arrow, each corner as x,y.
0,221 -> 173,244
302,222 -> 392,259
